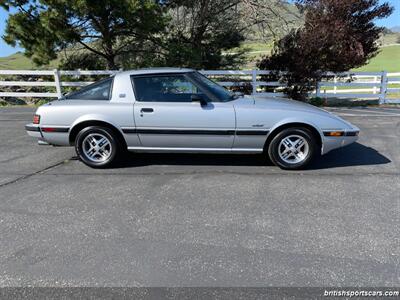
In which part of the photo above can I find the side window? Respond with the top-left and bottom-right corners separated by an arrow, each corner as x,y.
132,75 -> 205,102
65,77 -> 113,100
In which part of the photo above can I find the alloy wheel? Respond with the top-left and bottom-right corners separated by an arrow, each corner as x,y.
82,133 -> 113,163
278,134 -> 310,164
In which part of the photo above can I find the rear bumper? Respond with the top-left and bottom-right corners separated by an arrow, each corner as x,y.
25,123 -> 70,146
25,124 -> 40,132
25,124 -> 43,140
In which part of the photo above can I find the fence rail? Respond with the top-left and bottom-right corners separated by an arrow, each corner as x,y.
0,69 -> 399,104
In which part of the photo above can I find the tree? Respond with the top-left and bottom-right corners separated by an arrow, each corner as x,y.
1,0 -> 309,70
241,0 -> 303,42
151,0 -> 246,69
257,0 -> 393,100
1,0 -> 167,69
156,0 -> 302,69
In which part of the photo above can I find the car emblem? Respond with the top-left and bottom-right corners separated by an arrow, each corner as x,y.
252,124 -> 265,127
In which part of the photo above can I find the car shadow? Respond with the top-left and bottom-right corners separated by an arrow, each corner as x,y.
113,142 -> 391,170
306,142 -> 391,170
115,152 -> 269,168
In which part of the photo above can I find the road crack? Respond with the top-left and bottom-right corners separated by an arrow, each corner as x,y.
0,158 -> 72,188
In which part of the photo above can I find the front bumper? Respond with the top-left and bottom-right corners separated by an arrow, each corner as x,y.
322,129 -> 360,155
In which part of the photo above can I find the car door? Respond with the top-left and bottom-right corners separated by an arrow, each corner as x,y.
132,74 -> 235,150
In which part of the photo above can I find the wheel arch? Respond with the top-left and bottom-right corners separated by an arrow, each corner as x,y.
264,122 -> 323,153
69,119 -> 127,148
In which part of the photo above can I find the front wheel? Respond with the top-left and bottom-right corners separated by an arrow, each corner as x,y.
268,128 -> 317,170
75,126 -> 119,168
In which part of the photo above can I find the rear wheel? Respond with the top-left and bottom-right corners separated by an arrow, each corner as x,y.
268,127 -> 317,170
75,126 -> 119,168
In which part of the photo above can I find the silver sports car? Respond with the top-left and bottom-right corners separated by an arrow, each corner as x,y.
25,68 -> 359,169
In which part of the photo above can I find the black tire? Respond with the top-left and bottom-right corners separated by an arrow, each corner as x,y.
268,127 -> 317,170
75,126 -> 120,168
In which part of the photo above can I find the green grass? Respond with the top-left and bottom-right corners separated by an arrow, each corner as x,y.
352,45 -> 400,72
0,52 -> 36,69
238,43 -> 400,72
238,42 -> 273,53
0,52 -> 57,70
0,43 -> 399,72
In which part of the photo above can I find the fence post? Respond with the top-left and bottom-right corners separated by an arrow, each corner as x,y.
251,70 -> 257,95
373,76 -> 378,94
53,69 -> 62,99
316,81 -> 321,98
379,71 -> 388,105
333,76 -> 337,94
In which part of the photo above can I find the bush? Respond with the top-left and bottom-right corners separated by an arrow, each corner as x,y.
257,0 -> 393,101
308,97 -> 325,107
35,99 -> 51,106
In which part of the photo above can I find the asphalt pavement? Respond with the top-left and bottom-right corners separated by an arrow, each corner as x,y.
0,106 -> 399,287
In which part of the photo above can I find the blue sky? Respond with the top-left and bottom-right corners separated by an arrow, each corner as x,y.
375,0 -> 400,27
0,0 -> 399,57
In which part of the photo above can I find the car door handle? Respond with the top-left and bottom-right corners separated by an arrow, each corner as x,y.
140,108 -> 154,113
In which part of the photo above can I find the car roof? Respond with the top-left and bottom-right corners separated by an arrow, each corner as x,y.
118,68 -> 195,77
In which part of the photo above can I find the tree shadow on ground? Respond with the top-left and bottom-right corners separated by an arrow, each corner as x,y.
113,142 -> 390,170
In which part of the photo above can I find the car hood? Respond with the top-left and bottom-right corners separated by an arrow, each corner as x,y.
232,96 -> 358,130
234,96 -> 331,116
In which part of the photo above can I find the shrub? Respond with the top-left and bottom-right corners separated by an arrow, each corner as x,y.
257,0 -> 393,101
308,97 -> 325,107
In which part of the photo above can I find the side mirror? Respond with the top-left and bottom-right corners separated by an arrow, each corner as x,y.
191,94 -> 208,106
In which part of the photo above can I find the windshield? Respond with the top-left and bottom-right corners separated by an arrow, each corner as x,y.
189,72 -> 235,102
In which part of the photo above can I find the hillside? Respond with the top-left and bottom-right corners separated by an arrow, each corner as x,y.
353,45 -> 400,72
391,26 -> 400,33
0,36 -> 399,72
0,52 -> 37,69
0,52 -> 58,70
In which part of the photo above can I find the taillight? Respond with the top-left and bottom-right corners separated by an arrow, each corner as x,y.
33,114 -> 40,124
41,127 -> 55,132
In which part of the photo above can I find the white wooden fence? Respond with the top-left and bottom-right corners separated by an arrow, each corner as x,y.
0,69 -> 399,104
316,71 -> 400,104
